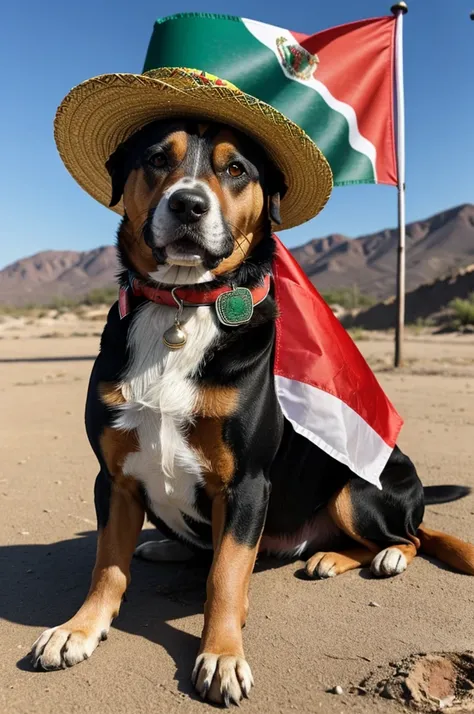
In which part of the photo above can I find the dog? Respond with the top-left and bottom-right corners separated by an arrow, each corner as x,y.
31,118 -> 474,706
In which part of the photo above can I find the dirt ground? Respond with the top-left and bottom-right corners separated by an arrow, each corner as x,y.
1,327 -> 473,714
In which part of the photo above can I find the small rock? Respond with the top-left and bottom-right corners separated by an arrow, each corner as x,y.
55,480 -> 62,485
380,683 -> 396,700
20,531 -> 30,536
369,601 -> 381,607
351,686 -> 368,695
265,615 -> 272,620
438,695 -> 455,709
17,460 -> 27,465
43,509 -> 51,513
327,686 -> 344,695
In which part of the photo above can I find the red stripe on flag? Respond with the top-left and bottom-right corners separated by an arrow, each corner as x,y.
272,236 -> 403,447
291,17 -> 397,185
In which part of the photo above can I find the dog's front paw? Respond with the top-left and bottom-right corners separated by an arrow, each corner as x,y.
192,653 -> 254,706
30,624 -> 108,670
305,551 -> 341,578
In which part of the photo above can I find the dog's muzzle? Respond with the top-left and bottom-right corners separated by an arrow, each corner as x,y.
146,179 -> 234,269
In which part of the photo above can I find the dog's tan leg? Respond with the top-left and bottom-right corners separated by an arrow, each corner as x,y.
192,495 -> 259,706
305,547 -> 375,578
305,484 -> 419,579
31,482 -> 144,669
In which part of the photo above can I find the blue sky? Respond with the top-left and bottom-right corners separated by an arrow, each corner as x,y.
1,0 -> 473,268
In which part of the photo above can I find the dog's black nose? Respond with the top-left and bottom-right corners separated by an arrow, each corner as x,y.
168,188 -> 210,223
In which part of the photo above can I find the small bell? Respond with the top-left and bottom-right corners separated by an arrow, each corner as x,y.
163,287 -> 187,350
163,319 -> 187,349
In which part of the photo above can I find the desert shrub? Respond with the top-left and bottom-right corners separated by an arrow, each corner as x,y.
408,316 -> 436,335
82,287 -> 117,306
0,286 -> 117,316
449,293 -> 474,326
321,286 -> 377,310
47,295 -> 78,310
347,327 -> 368,341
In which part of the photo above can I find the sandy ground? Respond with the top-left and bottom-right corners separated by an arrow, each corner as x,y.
1,325 -> 474,714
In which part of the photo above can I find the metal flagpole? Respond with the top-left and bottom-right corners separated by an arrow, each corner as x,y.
391,2 -> 408,368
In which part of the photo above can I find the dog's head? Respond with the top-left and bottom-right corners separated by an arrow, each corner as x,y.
106,119 -> 286,285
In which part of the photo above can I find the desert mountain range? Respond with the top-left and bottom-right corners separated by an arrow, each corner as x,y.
1,203 -> 473,307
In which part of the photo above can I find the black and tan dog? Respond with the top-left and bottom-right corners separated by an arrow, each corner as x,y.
31,119 -> 474,706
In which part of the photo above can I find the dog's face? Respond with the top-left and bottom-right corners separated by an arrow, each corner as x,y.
106,119 -> 285,284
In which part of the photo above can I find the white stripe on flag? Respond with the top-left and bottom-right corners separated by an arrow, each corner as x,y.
243,18 -> 378,182
275,375 -> 394,488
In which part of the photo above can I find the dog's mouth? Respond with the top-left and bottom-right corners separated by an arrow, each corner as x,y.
151,225 -> 233,270
165,237 -> 206,266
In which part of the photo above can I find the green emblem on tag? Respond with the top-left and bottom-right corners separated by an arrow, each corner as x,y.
215,287 -> 254,327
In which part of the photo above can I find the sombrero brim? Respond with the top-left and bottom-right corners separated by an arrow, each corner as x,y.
54,67 -> 333,230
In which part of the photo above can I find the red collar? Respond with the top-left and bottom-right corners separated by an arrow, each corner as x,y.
118,274 -> 271,318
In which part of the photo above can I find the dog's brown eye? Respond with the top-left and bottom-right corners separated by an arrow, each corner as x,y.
149,152 -> 167,169
227,162 -> 245,178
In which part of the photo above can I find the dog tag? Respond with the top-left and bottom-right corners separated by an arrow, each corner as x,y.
215,287 -> 254,327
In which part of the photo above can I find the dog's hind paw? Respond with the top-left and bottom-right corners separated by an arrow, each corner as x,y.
371,547 -> 407,577
192,653 -> 254,706
30,624 -> 108,670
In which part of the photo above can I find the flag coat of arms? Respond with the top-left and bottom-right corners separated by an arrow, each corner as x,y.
143,13 -> 398,186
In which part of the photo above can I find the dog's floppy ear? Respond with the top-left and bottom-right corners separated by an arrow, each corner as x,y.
269,193 -> 282,225
267,165 -> 288,226
105,143 -> 128,208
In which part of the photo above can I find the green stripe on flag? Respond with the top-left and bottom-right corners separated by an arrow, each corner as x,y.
143,13 -> 375,185
241,73 -> 374,184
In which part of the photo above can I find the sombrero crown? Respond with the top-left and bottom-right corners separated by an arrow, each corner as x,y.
54,13 -> 333,230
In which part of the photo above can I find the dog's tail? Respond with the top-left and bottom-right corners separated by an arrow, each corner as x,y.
418,485 -> 474,575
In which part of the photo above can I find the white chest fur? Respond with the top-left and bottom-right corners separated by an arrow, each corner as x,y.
116,302 -> 218,546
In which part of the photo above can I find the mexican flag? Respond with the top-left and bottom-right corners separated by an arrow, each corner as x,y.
272,237 -> 403,488
143,13 -> 398,187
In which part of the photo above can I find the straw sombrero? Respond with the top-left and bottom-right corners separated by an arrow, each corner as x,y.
54,66 -> 333,230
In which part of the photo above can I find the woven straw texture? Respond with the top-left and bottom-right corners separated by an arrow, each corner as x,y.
54,68 -> 333,229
